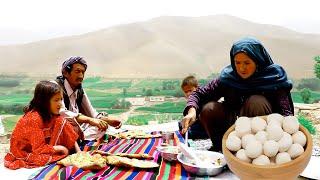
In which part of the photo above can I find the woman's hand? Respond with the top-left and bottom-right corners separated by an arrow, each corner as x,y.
181,107 -> 197,134
53,145 -> 69,155
88,118 -> 108,130
100,116 -> 122,129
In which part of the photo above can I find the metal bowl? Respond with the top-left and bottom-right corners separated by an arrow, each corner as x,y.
157,145 -> 180,161
177,150 -> 226,176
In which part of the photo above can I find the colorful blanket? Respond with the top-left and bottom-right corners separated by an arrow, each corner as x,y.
31,131 -> 205,180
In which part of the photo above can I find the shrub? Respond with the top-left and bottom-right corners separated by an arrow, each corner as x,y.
300,88 -> 311,103
296,78 -> 320,91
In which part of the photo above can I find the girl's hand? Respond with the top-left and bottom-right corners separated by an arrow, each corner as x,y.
74,142 -> 81,153
181,108 -> 197,134
53,145 -> 69,155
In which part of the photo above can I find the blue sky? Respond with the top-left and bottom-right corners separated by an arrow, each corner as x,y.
0,0 -> 319,45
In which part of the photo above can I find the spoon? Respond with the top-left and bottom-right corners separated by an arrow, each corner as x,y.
179,143 -> 214,168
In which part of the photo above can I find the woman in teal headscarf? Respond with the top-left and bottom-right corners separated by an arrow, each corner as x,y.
181,37 -> 293,151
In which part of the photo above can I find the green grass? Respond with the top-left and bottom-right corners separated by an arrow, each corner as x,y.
126,114 -> 155,125
83,80 -> 132,89
131,79 -> 163,89
95,108 -> 128,114
83,77 -> 102,84
85,89 -> 111,97
298,114 -> 317,135
2,115 -> 21,133
291,91 -> 320,103
136,101 -> 185,113
0,94 -> 32,105
126,113 -> 183,125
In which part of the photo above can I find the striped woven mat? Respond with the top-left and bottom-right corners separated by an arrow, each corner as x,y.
31,131 -> 209,180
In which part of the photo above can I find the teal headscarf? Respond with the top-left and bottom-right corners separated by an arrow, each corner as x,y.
220,37 -> 292,91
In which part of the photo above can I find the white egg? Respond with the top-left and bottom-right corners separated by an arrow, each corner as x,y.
245,140 -> 263,159
255,131 -> 268,144
251,117 -> 267,133
292,131 -> 306,147
268,119 -> 282,127
276,152 -> 291,164
235,122 -> 251,138
242,134 -> 256,149
228,131 -> 237,138
267,113 -> 284,126
266,124 -> 284,141
282,116 -> 299,134
278,132 -> 293,152
226,135 -> 241,152
252,155 -> 270,165
287,143 -> 304,159
263,140 -> 279,157
236,149 -> 252,163
235,116 -> 251,126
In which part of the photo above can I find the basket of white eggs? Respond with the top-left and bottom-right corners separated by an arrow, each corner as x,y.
222,114 -> 313,180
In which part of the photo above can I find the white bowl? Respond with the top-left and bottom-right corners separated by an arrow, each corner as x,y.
177,150 -> 226,176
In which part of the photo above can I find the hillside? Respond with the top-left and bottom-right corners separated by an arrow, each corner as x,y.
0,15 -> 319,79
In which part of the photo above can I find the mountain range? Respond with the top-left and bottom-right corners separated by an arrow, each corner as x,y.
0,15 -> 319,79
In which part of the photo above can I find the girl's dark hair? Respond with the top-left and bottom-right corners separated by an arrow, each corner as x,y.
24,80 -> 62,122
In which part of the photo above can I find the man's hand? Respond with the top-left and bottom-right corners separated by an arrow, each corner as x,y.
181,108 -> 197,134
53,145 -> 69,155
100,116 -> 122,129
88,118 -> 108,130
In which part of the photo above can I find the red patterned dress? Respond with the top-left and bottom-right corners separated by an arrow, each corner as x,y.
4,110 -> 78,169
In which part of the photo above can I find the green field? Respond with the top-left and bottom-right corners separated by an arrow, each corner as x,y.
1,75 -> 319,133
2,115 -> 21,133
136,101 -> 185,113
126,113 -> 183,125
0,75 -> 186,132
291,91 -> 320,103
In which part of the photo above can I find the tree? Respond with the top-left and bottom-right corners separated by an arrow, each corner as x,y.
112,99 -> 131,109
145,89 -> 153,96
122,88 -> 127,97
313,56 -> 320,79
300,88 -> 311,104
154,87 -> 160,92
296,78 -> 320,91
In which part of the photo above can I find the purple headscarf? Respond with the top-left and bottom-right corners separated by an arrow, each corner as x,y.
61,56 -> 88,74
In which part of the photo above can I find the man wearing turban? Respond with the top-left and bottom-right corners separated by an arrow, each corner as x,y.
56,56 -> 122,141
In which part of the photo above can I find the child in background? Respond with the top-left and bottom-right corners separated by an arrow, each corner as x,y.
4,81 -> 80,169
179,75 -> 208,139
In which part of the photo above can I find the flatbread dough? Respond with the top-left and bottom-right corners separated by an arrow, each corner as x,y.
57,152 -> 106,170
94,150 -> 154,160
114,130 -> 162,139
105,155 -> 159,168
